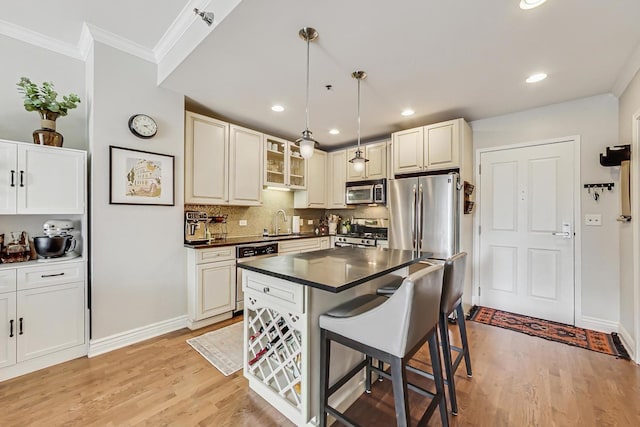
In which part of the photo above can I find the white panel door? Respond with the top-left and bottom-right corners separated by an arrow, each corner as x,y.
229,125 -> 263,206
16,281 -> 85,362
479,140 -> 575,324
17,146 -> 85,214
0,292 -> 17,368
0,141 -> 18,214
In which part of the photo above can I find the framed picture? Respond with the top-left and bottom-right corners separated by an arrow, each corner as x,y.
109,146 -> 175,206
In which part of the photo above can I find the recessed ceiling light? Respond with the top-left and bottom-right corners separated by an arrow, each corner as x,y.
526,72 -> 547,83
520,0 -> 547,10
401,109 -> 415,117
329,129 -> 340,135
271,105 -> 284,112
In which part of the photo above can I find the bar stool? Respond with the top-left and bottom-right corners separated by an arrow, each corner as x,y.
319,264 -> 448,427
376,252 -> 472,415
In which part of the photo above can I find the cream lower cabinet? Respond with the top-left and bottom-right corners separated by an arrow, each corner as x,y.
327,150 -> 347,209
0,140 -> 85,214
278,237 -> 330,254
185,112 -> 263,206
187,246 -> 237,330
0,260 -> 87,381
294,150 -> 327,208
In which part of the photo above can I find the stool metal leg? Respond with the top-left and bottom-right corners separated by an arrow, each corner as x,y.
319,328 -> 331,427
365,355 -> 372,393
428,332 -> 449,427
389,355 -> 410,427
456,304 -> 472,377
439,314 -> 458,415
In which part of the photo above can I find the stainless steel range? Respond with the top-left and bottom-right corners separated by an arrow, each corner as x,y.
335,218 -> 388,248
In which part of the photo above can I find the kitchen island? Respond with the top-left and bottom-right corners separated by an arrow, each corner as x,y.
237,247 -> 430,426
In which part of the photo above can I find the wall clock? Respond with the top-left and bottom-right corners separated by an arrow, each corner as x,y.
128,114 -> 157,139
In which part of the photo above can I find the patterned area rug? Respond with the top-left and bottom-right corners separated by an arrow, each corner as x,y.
468,306 -> 630,359
187,322 -> 243,376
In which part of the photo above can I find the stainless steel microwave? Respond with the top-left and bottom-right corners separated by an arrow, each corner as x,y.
345,179 -> 387,205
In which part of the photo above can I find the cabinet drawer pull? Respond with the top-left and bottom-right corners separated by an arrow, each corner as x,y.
41,272 -> 65,278
9,319 -> 14,338
19,170 -> 25,187
19,318 -> 23,335
10,170 -> 15,187
263,287 -> 270,293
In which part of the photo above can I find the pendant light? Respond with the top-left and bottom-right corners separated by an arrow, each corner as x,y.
349,71 -> 369,173
296,27 -> 319,159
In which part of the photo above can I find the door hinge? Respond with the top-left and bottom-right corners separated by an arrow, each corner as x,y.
478,286 -> 481,297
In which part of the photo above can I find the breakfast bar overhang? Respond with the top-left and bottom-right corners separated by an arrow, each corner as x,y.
237,247 -> 431,426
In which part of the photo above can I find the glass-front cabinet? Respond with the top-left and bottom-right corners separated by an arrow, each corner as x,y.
264,135 -> 306,190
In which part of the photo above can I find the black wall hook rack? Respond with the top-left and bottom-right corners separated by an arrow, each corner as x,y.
600,145 -> 630,166
584,183 -> 614,190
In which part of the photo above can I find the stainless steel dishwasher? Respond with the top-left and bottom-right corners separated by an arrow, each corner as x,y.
235,242 -> 279,312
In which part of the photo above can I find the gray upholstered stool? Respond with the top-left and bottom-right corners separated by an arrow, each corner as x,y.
375,252 -> 472,415
319,264 -> 448,427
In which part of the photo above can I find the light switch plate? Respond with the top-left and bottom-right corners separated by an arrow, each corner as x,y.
585,214 -> 602,226
239,219 -> 248,226
307,220 -> 313,225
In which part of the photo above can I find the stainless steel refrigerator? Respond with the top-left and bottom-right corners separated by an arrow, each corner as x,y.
389,172 -> 459,260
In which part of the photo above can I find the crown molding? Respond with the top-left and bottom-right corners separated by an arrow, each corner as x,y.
0,18 -> 83,60
612,40 -> 640,97
156,0 -> 242,85
85,23 -> 156,64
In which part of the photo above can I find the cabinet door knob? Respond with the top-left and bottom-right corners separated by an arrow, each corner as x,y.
263,287 -> 270,293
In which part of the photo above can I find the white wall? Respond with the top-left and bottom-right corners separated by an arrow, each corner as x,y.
89,42 -> 186,340
471,94 -> 620,327
0,35 -> 87,150
618,68 -> 640,352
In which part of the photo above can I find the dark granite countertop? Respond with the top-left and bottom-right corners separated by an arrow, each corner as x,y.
237,247 -> 432,293
184,232 -> 322,248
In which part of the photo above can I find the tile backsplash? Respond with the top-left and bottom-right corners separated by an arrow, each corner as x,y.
186,190 -> 325,237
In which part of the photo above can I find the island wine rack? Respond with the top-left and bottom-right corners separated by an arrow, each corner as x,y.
246,305 -> 303,407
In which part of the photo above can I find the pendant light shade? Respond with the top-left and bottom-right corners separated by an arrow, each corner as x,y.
349,70 -> 369,172
296,27 -> 319,159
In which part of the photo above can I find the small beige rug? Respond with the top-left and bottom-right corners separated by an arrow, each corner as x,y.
187,322 -> 243,376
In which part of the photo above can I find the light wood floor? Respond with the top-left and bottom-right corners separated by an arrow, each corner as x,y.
1,316 -> 639,426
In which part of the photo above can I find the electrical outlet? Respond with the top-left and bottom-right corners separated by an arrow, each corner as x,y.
307,219 -> 313,225
585,214 -> 602,226
239,219 -> 248,226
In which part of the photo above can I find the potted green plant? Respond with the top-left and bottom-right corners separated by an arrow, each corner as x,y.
16,77 -> 81,147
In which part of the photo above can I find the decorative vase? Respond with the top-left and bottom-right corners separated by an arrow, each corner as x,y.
33,110 -> 63,147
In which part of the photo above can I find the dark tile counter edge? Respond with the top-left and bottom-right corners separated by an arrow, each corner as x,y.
237,251 -> 432,293
184,233 -> 321,248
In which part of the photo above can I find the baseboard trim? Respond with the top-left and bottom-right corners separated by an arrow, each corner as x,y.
576,315 -> 619,334
88,315 -> 188,358
618,323 -> 637,363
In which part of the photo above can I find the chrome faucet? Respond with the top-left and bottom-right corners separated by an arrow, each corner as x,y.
274,209 -> 288,235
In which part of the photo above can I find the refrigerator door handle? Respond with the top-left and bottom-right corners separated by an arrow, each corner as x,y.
411,184 -> 417,250
418,183 -> 424,251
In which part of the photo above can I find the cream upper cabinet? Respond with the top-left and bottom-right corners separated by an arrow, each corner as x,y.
185,112 -> 263,206
392,118 -> 469,175
392,127 -> 424,174
294,150 -> 327,208
229,125 -> 263,206
347,141 -> 387,181
185,112 -> 229,204
424,120 -> 460,170
327,150 -> 347,209
264,135 -> 306,190
0,140 -> 85,215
